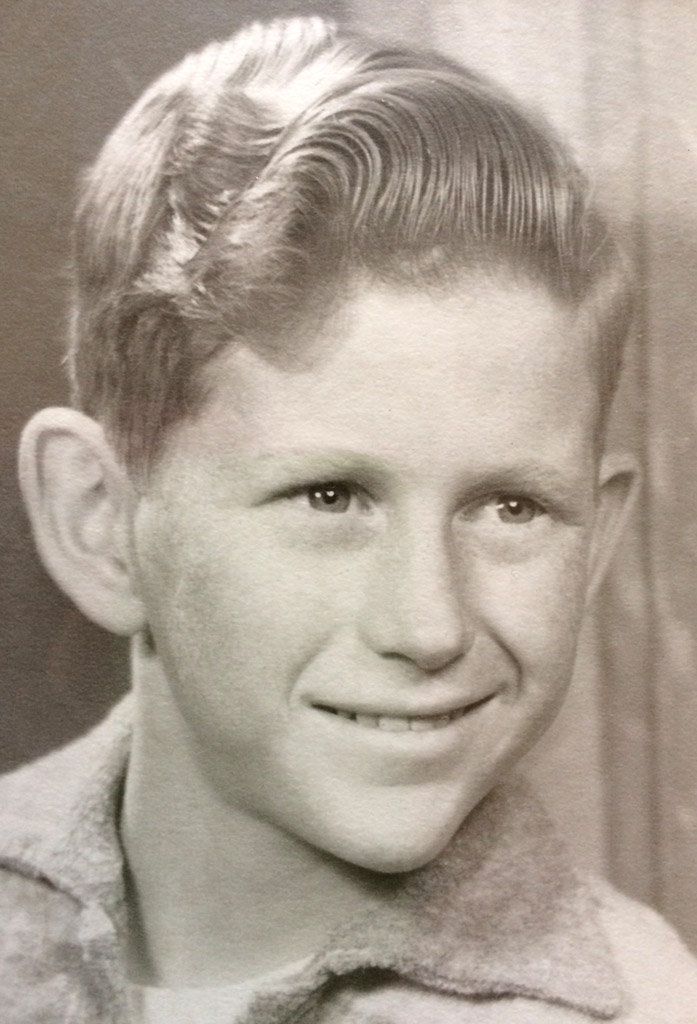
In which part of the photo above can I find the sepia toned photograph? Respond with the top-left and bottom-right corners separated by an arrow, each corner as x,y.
2,1 -> 697,1020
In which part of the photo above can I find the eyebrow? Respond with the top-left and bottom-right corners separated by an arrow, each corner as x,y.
243,448 -> 387,483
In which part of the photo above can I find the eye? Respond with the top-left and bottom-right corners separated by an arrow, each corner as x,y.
494,495 -> 544,524
306,482 -> 353,513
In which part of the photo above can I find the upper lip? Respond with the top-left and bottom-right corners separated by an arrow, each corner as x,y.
309,693 -> 496,719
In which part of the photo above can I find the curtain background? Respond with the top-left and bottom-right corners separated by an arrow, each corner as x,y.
2,0 -> 696,951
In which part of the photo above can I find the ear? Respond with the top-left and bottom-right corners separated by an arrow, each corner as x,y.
18,407 -> 147,635
585,451 -> 640,604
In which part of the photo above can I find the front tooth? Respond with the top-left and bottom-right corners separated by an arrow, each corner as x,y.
337,710 -> 352,719
432,715 -> 451,729
409,717 -> 437,732
377,716 -> 409,732
356,714 -> 378,728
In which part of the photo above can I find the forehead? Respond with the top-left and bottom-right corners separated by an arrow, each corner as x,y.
164,276 -> 600,482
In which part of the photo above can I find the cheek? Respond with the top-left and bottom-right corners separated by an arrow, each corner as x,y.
476,534 -> 591,677
136,504 -> 350,703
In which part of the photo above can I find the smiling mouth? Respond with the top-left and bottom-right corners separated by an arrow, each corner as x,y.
313,696 -> 492,733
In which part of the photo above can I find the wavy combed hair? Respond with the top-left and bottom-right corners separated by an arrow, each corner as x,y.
69,16 -> 632,475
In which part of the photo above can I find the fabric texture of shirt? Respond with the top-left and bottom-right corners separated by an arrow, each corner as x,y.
129,958 -> 312,1024
2,696 -> 697,1023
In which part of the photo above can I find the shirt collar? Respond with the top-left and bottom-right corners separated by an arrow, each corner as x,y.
0,695 -> 132,919
0,696 -> 621,1018
310,779 -> 621,1018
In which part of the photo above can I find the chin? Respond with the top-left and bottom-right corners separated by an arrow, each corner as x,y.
321,818 -> 460,876
361,847 -> 445,876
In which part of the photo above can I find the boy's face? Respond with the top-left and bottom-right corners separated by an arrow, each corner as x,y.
132,275 -> 604,873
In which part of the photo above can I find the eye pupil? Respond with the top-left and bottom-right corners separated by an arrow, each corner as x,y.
496,496 -> 537,523
308,483 -> 351,513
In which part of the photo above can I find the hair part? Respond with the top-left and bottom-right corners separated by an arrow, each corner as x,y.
68,16 -> 633,477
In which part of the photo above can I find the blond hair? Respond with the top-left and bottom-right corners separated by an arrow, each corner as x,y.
69,16 -> 632,474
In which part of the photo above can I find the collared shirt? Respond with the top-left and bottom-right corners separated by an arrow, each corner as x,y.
2,697 -> 697,1023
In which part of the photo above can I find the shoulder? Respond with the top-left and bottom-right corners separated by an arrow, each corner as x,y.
0,738 -> 95,1002
0,738 -> 96,978
0,862 -> 79,929
588,875 -> 697,1021
0,866 -> 85,1023
0,702 -> 132,1022
0,865 -> 82,963
0,696 -> 132,833
0,698 -> 132,887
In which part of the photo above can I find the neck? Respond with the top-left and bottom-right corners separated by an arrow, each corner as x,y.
121,647 -> 396,987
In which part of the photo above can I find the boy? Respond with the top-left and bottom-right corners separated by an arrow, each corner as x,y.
3,14 -> 697,1022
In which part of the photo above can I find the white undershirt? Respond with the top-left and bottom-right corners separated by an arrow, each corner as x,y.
128,959 -> 311,1024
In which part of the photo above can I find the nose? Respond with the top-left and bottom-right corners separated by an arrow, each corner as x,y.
358,515 -> 473,673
